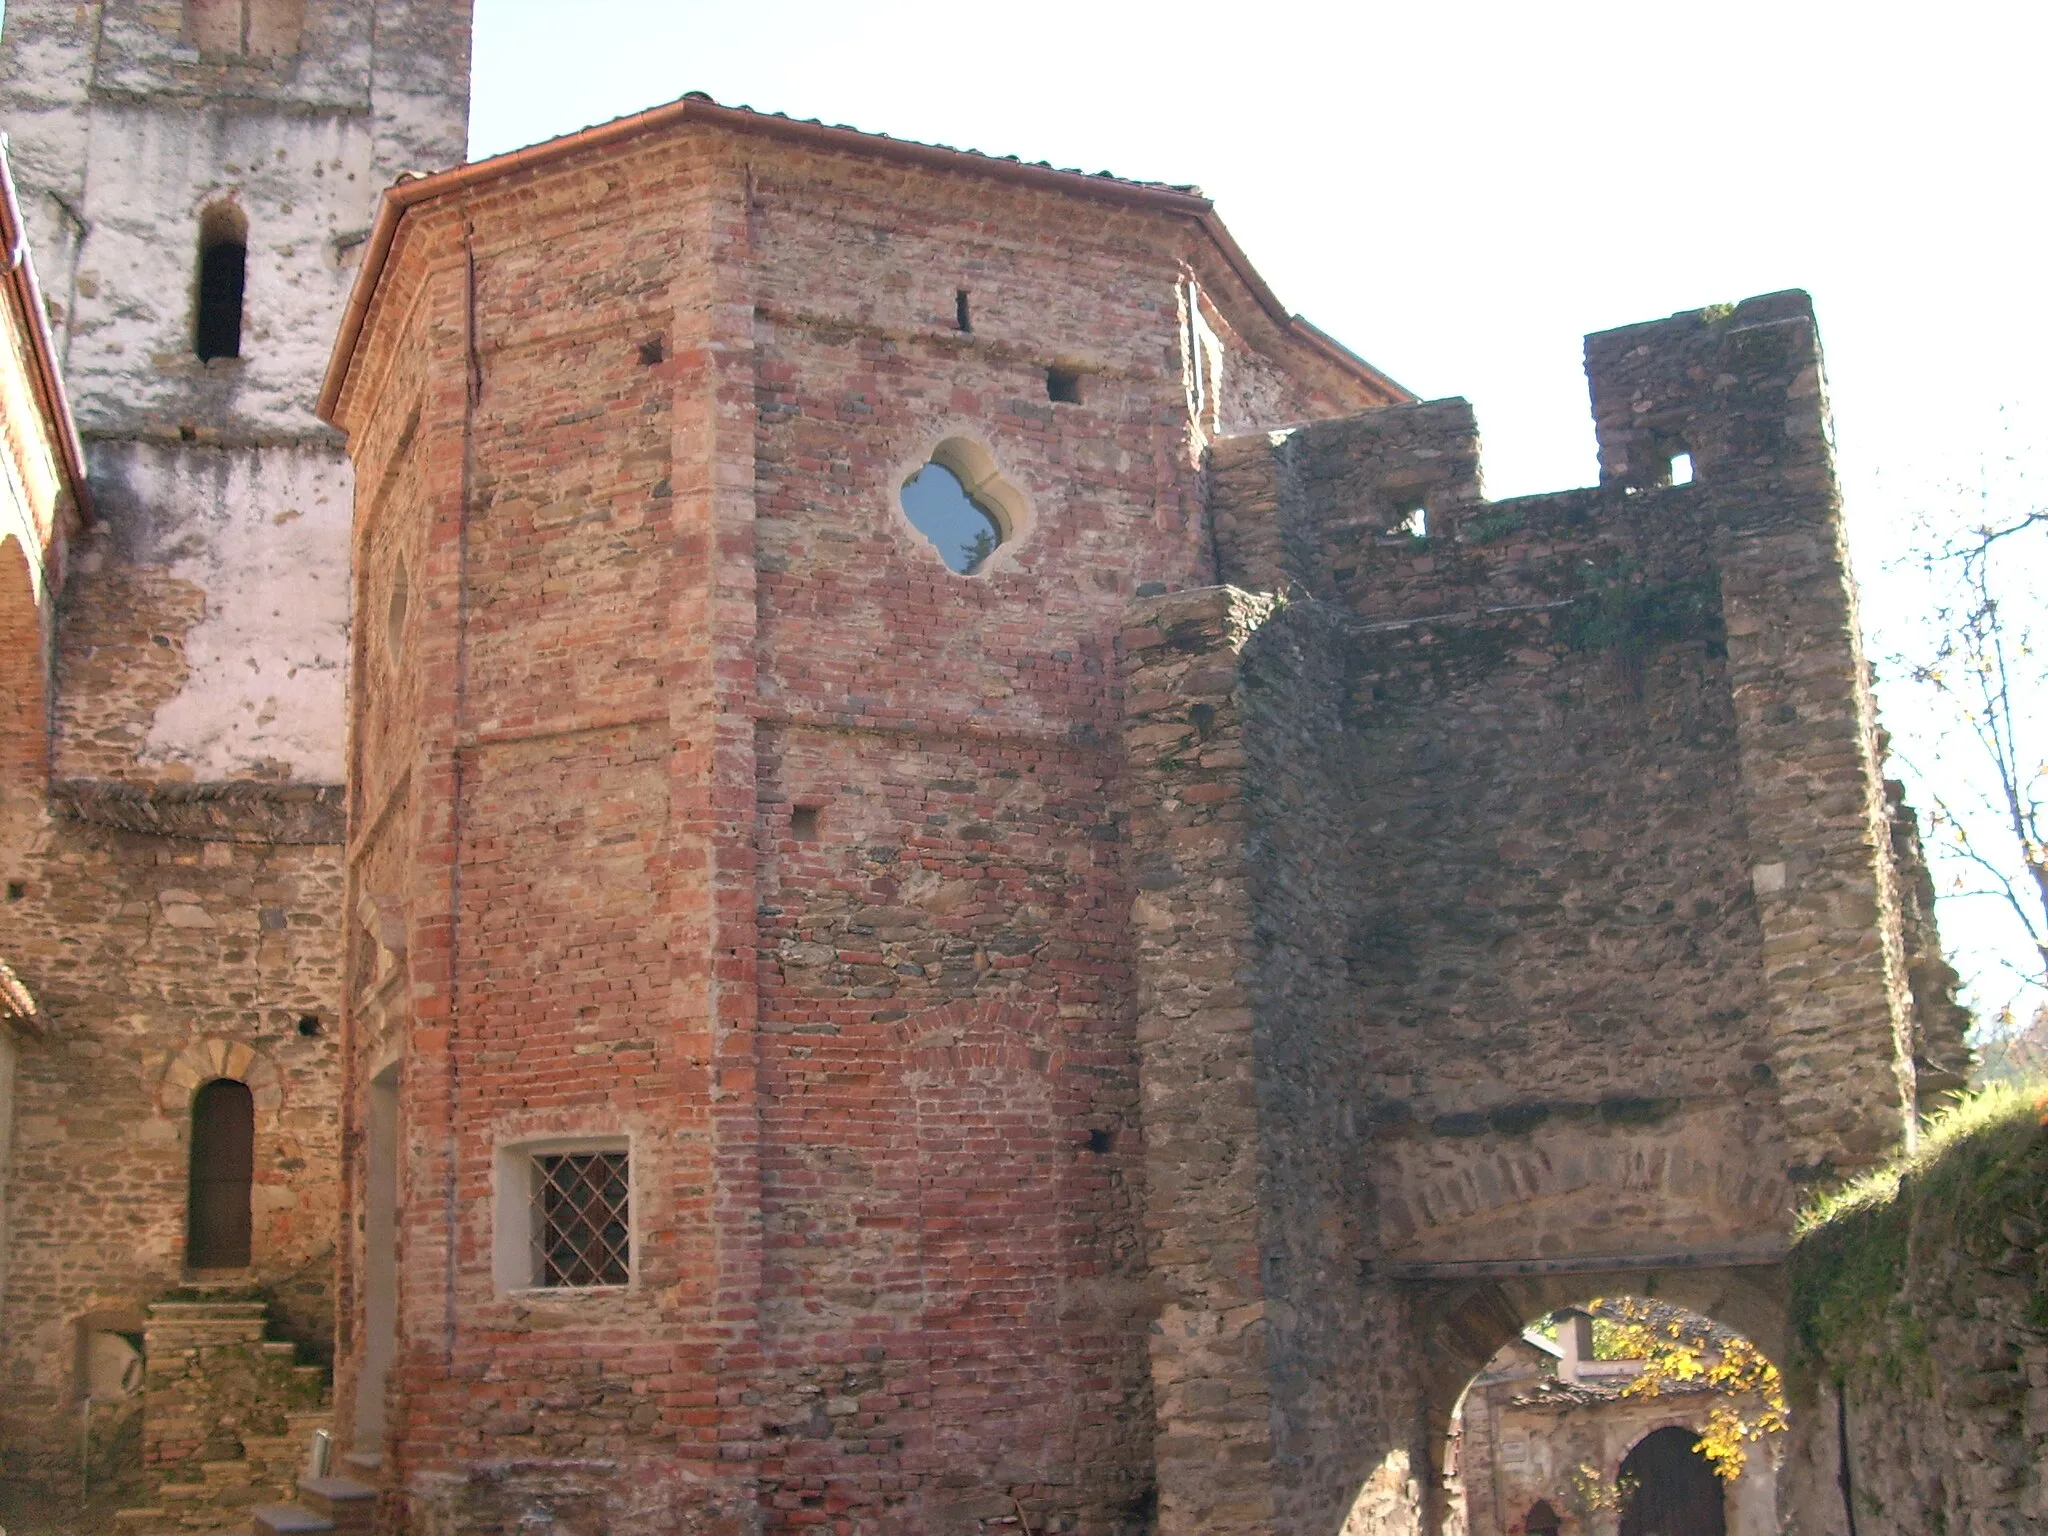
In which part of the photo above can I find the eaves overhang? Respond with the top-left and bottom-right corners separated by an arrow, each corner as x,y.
317,94 -> 1412,423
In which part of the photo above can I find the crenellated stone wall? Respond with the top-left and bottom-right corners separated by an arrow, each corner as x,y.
1124,291 -> 1946,1534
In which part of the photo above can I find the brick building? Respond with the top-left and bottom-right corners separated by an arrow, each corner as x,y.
312,92 -> 1966,1536
0,4 -> 1973,1533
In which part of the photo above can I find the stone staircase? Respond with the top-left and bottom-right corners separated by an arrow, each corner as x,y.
110,1296 -> 343,1536
249,1471 -> 377,1536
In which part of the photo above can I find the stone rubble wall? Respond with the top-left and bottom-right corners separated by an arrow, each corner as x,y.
1783,1106 -> 2048,1536
1122,291 -> 1929,1533
0,0 -> 473,1493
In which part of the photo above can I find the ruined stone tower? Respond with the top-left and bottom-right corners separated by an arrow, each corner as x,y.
0,0 -> 470,1492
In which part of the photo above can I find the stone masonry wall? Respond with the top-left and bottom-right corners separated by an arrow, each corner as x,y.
1782,1099 -> 2048,1536
1119,588 -> 1429,1536
0,0 -> 472,1491
1123,292 -> 1923,1534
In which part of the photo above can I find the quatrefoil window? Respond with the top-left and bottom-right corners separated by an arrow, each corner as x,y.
900,438 -> 1026,575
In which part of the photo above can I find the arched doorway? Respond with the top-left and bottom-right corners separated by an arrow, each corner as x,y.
187,1078 -> 254,1268
1436,1296 -> 1782,1536
1620,1425 -> 1725,1536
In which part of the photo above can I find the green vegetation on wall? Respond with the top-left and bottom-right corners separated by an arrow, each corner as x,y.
1788,1082 -> 2048,1381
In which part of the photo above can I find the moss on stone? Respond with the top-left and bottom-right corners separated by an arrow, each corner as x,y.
1788,1081 -> 2048,1373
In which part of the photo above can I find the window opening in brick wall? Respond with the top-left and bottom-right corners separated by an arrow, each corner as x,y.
187,1078 -> 254,1268
195,203 -> 248,362
1046,366 -> 1083,404
790,805 -> 821,841
900,437 -> 1026,576
1524,1500 -> 1562,1534
1669,451 -> 1695,486
533,1150 -> 630,1287
956,289 -> 972,333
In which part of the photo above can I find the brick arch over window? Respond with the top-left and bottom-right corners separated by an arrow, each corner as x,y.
0,534 -> 46,797
187,1077 -> 255,1268
157,1036 -> 284,1118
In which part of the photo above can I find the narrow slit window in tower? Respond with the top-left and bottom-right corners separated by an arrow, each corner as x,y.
187,1078 -> 255,1268
196,204 -> 248,362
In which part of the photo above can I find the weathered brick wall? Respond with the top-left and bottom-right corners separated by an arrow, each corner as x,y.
327,113 -> 1396,1534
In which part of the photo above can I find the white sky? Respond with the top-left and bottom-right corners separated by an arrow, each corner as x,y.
469,0 -> 2047,1034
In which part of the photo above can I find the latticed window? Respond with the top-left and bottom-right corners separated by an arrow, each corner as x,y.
532,1150 -> 630,1287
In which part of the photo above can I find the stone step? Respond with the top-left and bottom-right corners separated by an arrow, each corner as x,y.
252,1504 -> 335,1536
298,1476 -> 377,1533
147,1301 -> 270,1317
160,1482 -> 214,1503
261,1340 -> 298,1357
113,1510 -> 169,1528
339,1450 -> 380,1475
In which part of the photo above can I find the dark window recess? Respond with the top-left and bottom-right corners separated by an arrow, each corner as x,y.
955,289 -> 972,333
790,805 -> 821,841
187,1078 -> 255,1268
1525,1501 -> 1562,1535
296,1015 -> 322,1037
637,335 -> 665,366
534,1151 -> 630,1287
901,461 -> 1003,574
195,218 -> 247,362
5,881 -> 23,901
1046,367 -> 1083,404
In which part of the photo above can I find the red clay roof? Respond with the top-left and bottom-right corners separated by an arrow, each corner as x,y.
317,94 -> 1409,422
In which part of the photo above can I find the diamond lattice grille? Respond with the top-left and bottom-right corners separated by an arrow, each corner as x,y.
533,1151 -> 629,1287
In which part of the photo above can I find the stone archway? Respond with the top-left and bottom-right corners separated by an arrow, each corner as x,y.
155,1036 -> 285,1118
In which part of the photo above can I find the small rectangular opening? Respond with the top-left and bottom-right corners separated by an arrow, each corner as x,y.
956,289 -> 971,333
1046,367 -> 1083,404
533,1151 -> 630,1288
1387,504 -> 1427,538
1669,451 -> 1694,486
791,805 -> 821,841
